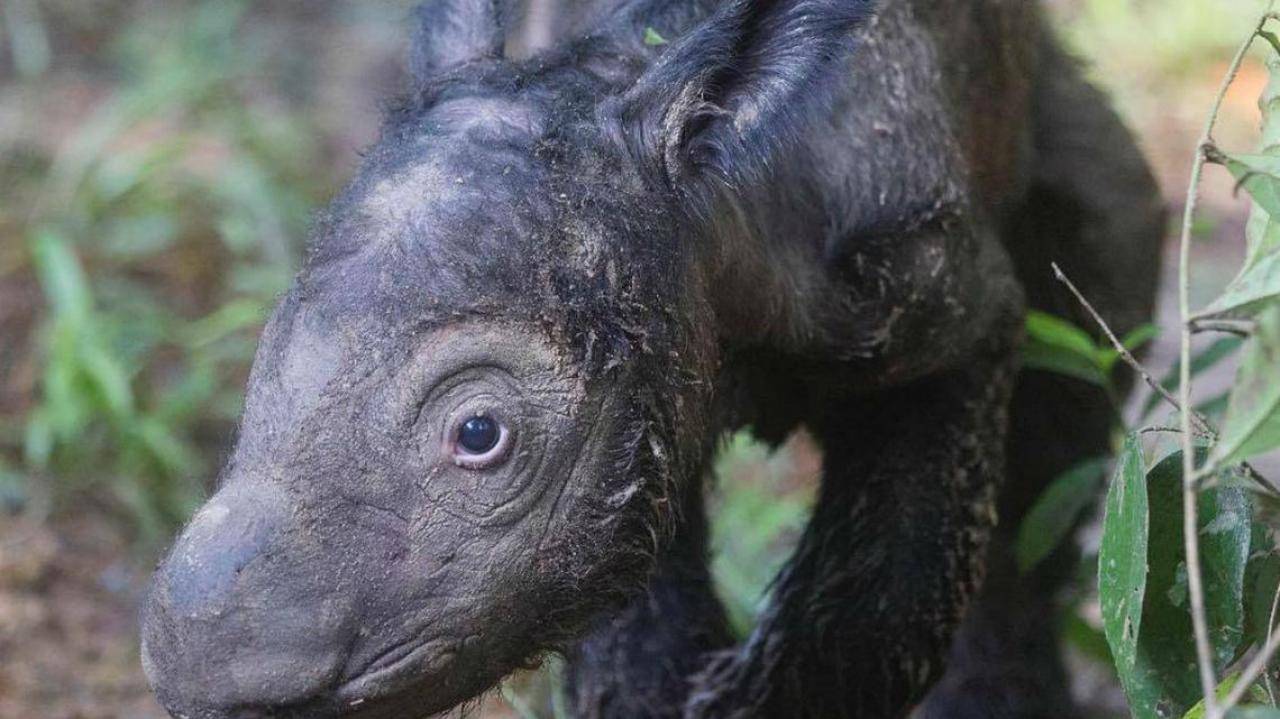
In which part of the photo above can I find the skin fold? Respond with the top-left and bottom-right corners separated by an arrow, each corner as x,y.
141,0 -> 1164,717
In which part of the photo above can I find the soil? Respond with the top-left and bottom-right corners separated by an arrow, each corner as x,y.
0,513 -> 167,719
0,512 -> 524,718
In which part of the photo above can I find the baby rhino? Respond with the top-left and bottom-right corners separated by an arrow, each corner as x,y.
142,0 -> 1163,717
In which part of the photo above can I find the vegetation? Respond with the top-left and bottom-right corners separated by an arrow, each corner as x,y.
1014,9 -> 1280,717
0,1 -> 343,538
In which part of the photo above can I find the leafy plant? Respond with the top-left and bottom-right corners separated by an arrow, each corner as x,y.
1017,456 -> 1110,574
1023,310 -> 1158,392
0,1 -> 331,538
1021,10 -> 1280,717
709,431 -> 816,637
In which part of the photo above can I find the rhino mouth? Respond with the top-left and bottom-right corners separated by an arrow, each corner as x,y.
336,636 -> 459,704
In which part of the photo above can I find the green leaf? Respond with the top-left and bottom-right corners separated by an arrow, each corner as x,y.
1226,708 -> 1280,719
1122,323 -> 1163,350
1064,609 -> 1114,667
1219,152 -> 1280,219
500,681 -> 543,719
1023,342 -> 1109,386
1222,75 -> 1280,271
127,418 -> 198,480
22,410 -> 53,472
182,298 -> 265,348
1115,451 -> 1252,719
79,341 -> 135,421
1199,251 -> 1280,319
1017,457 -> 1111,573
1223,152 -> 1280,267
1245,554 -> 1280,652
642,27 -> 668,46
1183,673 -> 1270,719
1197,391 -> 1234,423
1027,310 -> 1099,355
711,431 -> 815,638
1214,305 -> 1280,466
28,229 -> 92,323
1098,323 -> 1161,373
1143,337 -> 1243,418
1023,310 -> 1109,387
1100,434 -> 1148,678
1201,140 -> 1280,318
1182,455 -> 1253,666
1244,522 -> 1280,677
1246,210 -> 1280,273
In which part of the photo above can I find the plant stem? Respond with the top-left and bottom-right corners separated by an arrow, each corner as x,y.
1188,318 -> 1255,337
1139,425 -> 1214,439
1216,9 -> 1280,706
1177,11 -> 1273,716
1051,263 -> 1216,438
1049,265 -> 1280,498
1222,619 -> 1280,710
1256,583 -> 1280,705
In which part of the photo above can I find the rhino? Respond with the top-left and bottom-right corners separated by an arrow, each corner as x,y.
141,0 -> 1163,717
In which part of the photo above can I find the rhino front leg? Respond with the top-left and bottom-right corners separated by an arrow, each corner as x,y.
684,336 -> 1019,719
568,480 -> 735,719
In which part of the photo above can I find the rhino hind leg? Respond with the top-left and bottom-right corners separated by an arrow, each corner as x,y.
919,34 -> 1164,719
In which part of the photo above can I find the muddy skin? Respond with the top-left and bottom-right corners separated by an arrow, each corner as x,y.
141,0 -> 1164,717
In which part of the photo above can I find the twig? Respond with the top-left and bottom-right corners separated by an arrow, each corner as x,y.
1176,10 -> 1274,716
1139,425 -> 1215,440
1222,613 -> 1280,710
1264,583 -> 1280,704
1050,266 -> 1280,498
1189,317 -> 1255,337
1051,263 -> 1216,439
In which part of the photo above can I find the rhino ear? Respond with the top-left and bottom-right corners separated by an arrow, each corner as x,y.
615,0 -> 875,197
410,0 -> 506,83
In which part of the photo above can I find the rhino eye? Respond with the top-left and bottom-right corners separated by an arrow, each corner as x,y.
451,414 -> 511,469
459,416 -> 499,453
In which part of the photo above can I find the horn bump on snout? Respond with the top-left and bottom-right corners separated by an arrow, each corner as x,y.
143,483 -> 357,717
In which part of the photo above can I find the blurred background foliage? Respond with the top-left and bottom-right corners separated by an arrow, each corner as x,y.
0,0 -> 416,538
0,0 -> 1268,567
0,0 -> 1276,717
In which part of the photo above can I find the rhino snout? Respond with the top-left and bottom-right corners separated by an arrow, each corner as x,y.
142,485 -> 355,718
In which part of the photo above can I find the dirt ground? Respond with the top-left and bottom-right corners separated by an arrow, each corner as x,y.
0,512 -> 532,718
0,513 -> 167,719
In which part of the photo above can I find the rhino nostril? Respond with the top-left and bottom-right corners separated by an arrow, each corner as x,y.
158,488 -> 285,617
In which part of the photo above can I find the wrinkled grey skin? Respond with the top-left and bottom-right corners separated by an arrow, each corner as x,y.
142,0 -> 1164,717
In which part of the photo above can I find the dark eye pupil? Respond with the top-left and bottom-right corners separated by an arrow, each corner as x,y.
458,416 -> 499,454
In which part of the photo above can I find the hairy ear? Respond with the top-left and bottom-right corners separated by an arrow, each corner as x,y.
410,0 -> 505,83
614,0 -> 875,196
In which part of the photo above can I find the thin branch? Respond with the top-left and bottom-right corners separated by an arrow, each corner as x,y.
1049,266 -> 1280,498
1176,9 -> 1274,715
1265,582 -> 1280,704
1189,318 -> 1255,337
1140,425 -> 1185,436
1051,263 -> 1216,439
1139,425 -> 1215,440
1222,616 -> 1280,711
